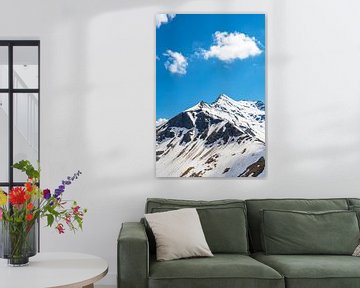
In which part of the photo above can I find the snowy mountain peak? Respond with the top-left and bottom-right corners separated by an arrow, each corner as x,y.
215,93 -> 231,102
213,94 -> 264,115
213,94 -> 236,105
186,100 -> 210,111
156,94 -> 266,177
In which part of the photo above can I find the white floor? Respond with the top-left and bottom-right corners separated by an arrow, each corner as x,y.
96,285 -> 115,288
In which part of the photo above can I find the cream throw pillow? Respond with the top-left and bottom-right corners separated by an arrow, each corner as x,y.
145,208 -> 213,261
353,244 -> 360,256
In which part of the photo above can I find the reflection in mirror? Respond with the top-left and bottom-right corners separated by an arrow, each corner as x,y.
0,47 -> 8,89
0,93 -> 9,182
13,93 -> 39,182
13,46 -> 38,89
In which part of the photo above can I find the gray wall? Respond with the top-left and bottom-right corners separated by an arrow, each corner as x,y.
1,0 -> 360,285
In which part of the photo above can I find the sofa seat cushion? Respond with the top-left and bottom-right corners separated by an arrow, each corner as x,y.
253,252 -> 360,288
149,254 -> 284,288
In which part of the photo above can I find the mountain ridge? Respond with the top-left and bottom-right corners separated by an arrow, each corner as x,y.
156,94 -> 266,177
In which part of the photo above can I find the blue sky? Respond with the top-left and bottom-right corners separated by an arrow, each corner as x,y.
156,14 -> 265,121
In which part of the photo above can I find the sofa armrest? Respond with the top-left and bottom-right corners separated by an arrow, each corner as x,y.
118,222 -> 149,288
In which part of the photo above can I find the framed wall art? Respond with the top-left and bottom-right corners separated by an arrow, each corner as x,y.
156,14 -> 265,178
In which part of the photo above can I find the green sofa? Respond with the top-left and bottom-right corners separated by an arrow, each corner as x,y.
118,198 -> 360,288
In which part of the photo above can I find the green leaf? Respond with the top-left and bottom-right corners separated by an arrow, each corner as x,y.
75,216 -> 83,230
12,160 -> 40,180
46,205 -> 60,217
12,160 -> 29,170
47,214 -> 54,227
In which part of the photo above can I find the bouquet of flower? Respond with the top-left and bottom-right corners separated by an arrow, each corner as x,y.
0,160 -> 87,265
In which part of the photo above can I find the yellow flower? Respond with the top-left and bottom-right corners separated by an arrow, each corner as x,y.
0,190 -> 7,206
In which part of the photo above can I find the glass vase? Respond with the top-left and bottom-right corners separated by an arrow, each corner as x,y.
0,220 -> 37,266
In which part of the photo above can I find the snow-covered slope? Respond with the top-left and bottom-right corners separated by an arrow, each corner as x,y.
156,94 -> 266,177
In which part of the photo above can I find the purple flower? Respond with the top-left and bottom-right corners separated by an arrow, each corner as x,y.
54,189 -> 63,198
54,170 -> 82,199
43,189 -> 51,200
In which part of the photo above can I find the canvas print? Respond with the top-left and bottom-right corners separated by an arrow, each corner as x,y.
156,14 -> 265,177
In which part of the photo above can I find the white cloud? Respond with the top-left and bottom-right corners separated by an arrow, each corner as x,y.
163,50 -> 188,75
156,118 -> 168,127
156,14 -> 176,28
202,31 -> 262,62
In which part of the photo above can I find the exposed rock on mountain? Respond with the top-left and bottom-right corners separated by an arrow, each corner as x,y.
156,94 -> 266,177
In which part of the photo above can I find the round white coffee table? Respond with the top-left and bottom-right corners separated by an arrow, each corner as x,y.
0,252 -> 108,288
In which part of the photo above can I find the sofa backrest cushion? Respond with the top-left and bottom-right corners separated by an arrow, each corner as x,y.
347,199 -> 360,228
261,209 -> 359,255
348,198 -> 360,207
246,198 -> 349,252
145,198 -> 249,254
350,206 -> 360,224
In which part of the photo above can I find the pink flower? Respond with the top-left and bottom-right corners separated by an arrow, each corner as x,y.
65,214 -> 71,225
72,205 -> 80,215
0,208 -> 3,220
56,223 -> 65,234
